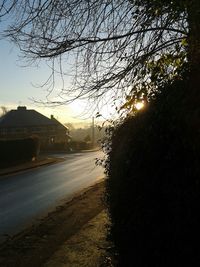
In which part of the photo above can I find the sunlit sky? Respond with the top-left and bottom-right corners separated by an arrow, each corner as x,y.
0,37 -> 114,126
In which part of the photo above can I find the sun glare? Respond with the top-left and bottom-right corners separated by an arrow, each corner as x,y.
135,101 -> 144,110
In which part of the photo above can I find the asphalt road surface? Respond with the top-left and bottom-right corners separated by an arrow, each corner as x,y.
0,151 -> 104,243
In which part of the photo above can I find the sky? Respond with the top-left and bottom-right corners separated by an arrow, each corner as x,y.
0,37 -> 114,126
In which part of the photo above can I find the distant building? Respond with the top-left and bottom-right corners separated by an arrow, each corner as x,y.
0,106 -> 70,150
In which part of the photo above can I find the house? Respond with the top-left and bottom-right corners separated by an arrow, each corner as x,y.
0,106 -> 70,150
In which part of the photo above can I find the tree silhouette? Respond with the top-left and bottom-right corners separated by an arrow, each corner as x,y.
0,106 -> 8,117
1,1 -> 199,105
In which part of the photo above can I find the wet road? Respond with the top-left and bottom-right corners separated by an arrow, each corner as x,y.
0,151 -> 104,242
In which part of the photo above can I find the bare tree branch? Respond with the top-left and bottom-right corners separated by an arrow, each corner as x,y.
0,0 -> 188,107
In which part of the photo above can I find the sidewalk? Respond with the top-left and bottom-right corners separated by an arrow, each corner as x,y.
44,211 -> 110,267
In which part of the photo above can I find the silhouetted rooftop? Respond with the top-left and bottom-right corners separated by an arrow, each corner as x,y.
0,106 -> 67,129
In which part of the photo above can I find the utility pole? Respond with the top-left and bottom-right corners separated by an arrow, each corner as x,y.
92,117 -> 95,148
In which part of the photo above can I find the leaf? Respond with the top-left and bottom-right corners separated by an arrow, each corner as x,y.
181,38 -> 187,47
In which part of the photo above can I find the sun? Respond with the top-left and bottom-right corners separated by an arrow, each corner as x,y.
135,101 -> 145,110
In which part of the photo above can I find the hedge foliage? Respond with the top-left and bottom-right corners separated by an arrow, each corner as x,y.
106,79 -> 200,266
0,136 -> 40,167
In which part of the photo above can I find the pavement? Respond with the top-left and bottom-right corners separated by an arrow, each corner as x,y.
0,153 -> 111,266
43,211 -> 110,267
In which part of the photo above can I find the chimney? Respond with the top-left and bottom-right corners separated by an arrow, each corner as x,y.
51,115 -> 54,119
17,106 -> 27,111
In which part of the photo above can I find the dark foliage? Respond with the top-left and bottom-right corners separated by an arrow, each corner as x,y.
106,78 -> 200,266
69,140 -> 93,151
40,142 -> 68,152
0,136 -> 40,168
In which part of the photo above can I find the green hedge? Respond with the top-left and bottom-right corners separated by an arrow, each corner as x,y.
0,136 -> 40,167
106,79 -> 200,266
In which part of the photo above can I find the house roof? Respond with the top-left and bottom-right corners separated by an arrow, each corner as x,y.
0,106 -> 67,129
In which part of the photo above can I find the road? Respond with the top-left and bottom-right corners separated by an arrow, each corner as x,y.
0,151 -> 104,243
